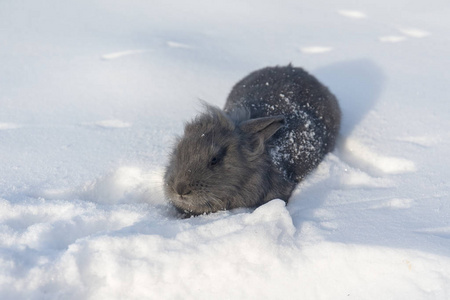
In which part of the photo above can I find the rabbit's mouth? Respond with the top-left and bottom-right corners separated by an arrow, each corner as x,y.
170,191 -> 229,216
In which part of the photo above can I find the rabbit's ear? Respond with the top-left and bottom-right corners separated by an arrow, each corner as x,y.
240,115 -> 285,142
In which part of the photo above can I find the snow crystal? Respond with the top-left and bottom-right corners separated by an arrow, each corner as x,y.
370,198 -> 414,209
166,41 -> 193,49
337,10 -> 367,19
399,28 -> 430,38
299,46 -> 333,54
0,123 -> 21,130
92,120 -> 132,129
379,35 -> 407,43
101,50 -> 149,60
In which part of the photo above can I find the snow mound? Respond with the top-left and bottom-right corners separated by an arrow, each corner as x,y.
81,167 -> 165,205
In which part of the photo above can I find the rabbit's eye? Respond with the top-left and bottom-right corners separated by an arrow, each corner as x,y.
210,157 -> 219,165
209,147 -> 227,167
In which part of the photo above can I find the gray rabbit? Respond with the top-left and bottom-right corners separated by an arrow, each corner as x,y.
164,65 -> 341,216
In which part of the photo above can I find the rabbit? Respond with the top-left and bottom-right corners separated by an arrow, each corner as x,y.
164,64 -> 341,216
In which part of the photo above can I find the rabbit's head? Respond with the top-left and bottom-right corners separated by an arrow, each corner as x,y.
164,104 -> 285,216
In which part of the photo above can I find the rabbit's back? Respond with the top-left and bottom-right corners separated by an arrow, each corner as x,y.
224,65 -> 341,182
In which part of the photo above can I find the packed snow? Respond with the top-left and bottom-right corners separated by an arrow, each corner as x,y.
1,0 -> 450,299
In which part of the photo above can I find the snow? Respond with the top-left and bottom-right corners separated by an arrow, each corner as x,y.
337,10 -> 367,19
299,46 -> 334,54
1,0 -> 450,299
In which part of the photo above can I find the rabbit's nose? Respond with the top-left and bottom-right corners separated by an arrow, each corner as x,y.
175,182 -> 192,196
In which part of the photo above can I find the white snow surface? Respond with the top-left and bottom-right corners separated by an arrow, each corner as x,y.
1,0 -> 450,299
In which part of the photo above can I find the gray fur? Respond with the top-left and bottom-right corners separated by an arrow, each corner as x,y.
164,65 -> 341,216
